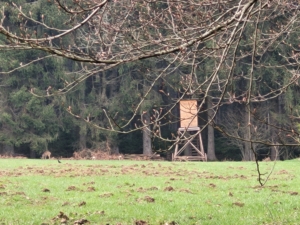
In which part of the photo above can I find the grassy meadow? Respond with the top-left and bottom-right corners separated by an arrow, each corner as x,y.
0,159 -> 299,225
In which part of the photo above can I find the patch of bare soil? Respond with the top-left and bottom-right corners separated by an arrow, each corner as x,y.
164,221 -> 178,225
95,210 -> 105,215
62,201 -> 70,206
135,220 -> 148,225
137,196 -> 155,203
86,186 -> 96,192
251,185 -> 299,196
52,211 -> 69,223
136,187 -> 146,193
209,183 -> 216,188
78,201 -> 86,207
164,186 -> 175,191
83,181 -> 95,185
51,211 -> 89,225
232,202 -> 245,207
74,218 -> 89,225
147,187 -> 159,191
66,186 -> 80,191
99,192 -> 114,198
179,188 -> 193,194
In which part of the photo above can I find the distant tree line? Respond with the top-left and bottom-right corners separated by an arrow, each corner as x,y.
0,0 -> 299,161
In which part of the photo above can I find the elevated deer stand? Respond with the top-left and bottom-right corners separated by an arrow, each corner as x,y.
172,100 -> 207,161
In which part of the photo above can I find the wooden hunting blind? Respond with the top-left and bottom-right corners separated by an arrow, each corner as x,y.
173,99 -> 207,161
179,100 -> 198,128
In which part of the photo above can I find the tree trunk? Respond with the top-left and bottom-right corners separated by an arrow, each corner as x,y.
100,72 -> 107,101
106,139 -> 119,154
79,123 -> 87,150
142,112 -> 152,156
108,70 -> 119,99
207,96 -> 217,161
270,145 -> 279,161
243,106 -> 253,161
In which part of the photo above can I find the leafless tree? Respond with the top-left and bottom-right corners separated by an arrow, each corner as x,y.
220,105 -> 271,160
1,0 -> 300,168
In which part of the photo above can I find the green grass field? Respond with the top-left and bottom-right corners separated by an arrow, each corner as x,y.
0,159 -> 299,225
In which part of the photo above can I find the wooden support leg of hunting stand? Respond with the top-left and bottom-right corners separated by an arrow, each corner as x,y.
173,127 -> 206,161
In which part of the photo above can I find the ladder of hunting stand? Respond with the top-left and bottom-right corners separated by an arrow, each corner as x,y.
172,127 -> 207,161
